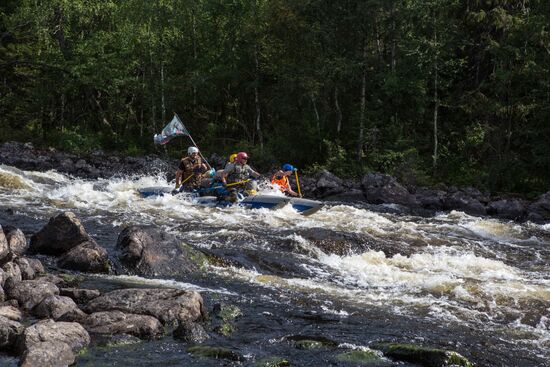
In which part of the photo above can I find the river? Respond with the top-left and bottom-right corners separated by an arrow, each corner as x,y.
0,164 -> 548,366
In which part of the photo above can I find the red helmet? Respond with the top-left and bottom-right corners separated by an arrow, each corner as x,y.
236,152 -> 249,163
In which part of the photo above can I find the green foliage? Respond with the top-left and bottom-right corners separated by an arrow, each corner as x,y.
51,129 -> 101,154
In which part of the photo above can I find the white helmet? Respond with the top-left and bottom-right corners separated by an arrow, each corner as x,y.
187,146 -> 199,155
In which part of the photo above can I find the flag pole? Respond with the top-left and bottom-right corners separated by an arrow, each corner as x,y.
174,112 -> 212,170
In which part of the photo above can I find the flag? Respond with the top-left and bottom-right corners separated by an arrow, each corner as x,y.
153,115 -> 189,145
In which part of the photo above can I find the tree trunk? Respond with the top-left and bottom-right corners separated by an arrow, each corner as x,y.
161,62 -> 166,124
254,46 -> 263,152
432,21 -> 439,171
310,92 -> 321,151
335,86 -> 342,135
357,39 -> 368,160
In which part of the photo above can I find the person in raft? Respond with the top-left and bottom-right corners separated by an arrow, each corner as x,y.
175,146 -> 208,191
271,164 -> 299,197
221,152 -> 261,200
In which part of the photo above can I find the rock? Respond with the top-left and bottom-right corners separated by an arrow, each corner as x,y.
323,189 -> 366,202
443,191 -> 486,216
83,310 -> 164,339
187,346 -> 244,361
5,279 -> 59,311
173,321 -> 209,343
18,319 -> 90,354
33,295 -> 85,321
0,315 -> 24,350
361,173 -> 418,207
2,262 -> 22,283
29,212 -> 90,255
14,257 -> 35,280
35,274 -> 71,288
254,357 -> 291,367
415,187 -> 447,211
19,341 -> 75,367
312,170 -> 345,198
85,288 -> 205,326
527,192 -> 550,223
0,268 -> 6,288
26,258 -> 45,276
336,350 -> 386,366
2,225 -> 28,258
0,285 -> 4,302
57,240 -> 110,273
487,199 -> 527,220
0,305 -> 22,321
116,226 -> 202,277
0,226 -> 9,263
60,288 -> 101,304
373,343 -> 473,367
211,303 -> 242,336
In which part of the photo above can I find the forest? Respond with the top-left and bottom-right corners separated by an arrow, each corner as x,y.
1,0 -> 549,195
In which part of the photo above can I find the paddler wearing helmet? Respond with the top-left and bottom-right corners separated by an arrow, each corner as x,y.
271,163 -> 299,197
175,146 -> 208,190
221,152 -> 261,200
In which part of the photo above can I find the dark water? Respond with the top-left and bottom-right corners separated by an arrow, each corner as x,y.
0,165 -> 548,366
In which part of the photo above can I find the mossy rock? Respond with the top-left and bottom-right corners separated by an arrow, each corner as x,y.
212,304 -> 242,336
254,356 -> 291,367
336,350 -> 389,366
180,242 -> 209,269
215,323 -> 234,337
373,343 -> 473,367
218,304 -> 242,321
286,335 -> 338,350
295,340 -> 325,350
59,273 -> 86,286
187,346 -> 244,361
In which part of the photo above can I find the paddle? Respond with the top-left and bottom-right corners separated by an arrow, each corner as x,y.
294,170 -> 302,198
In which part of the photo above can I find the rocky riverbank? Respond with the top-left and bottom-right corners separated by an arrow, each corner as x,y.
1,141 -> 548,223
0,211 -> 476,366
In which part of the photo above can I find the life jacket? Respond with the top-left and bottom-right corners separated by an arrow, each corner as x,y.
180,156 -> 203,187
271,174 -> 289,191
227,163 -> 251,184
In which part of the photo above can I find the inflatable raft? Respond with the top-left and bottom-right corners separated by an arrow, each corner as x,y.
137,186 -> 323,216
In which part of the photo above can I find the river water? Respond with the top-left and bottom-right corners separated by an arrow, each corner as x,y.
0,164 -> 548,366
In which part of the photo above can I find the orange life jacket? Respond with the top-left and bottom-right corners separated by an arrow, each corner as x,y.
271,174 -> 289,191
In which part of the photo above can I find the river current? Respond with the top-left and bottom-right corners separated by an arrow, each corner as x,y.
0,164 -> 548,366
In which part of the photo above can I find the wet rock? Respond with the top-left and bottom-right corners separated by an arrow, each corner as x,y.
336,350 -> 387,366
173,321 -> 209,343
443,191 -> 486,216
83,310 -> 164,339
0,225 -> 9,263
2,262 -> 22,283
60,288 -> 101,304
0,315 -> 24,350
57,240 -> 110,273
85,288 -> 205,326
14,257 -> 35,280
29,212 -> 91,255
116,226 -> 203,277
2,225 -> 28,258
373,343 -> 473,367
103,333 -> 142,347
6,279 -> 59,311
361,173 -> 418,207
187,346 -> 244,361
211,303 -> 242,336
311,170 -> 346,198
487,199 -> 527,220
33,295 -> 85,321
18,319 -> 90,357
19,340 -> 75,367
285,335 -> 338,350
527,191 -> 550,223
415,187 -> 447,211
0,305 -> 22,321
35,273 -> 74,288
254,357 -> 291,367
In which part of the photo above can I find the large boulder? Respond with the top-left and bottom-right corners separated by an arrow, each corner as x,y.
14,257 -> 35,280
0,315 -> 24,350
116,226 -> 202,277
57,240 -> 110,273
20,341 -> 75,367
29,212 -> 90,255
415,187 -> 447,211
60,288 -> 101,304
85,288 -> 205,326
33,295 -> 86,321
0,305 -> 22,321
487,199 -> 527,220
443,191 -> 486,216
2,262 -> 22,284
5,279 -> 59,311
311,170 -> 346,198
527,192 -> 550,223
0,225 -> 9,263
173,321 -> 209,343
18,319 -> 90,355
2,225 -> 28,257
361,173 -> 418,207
83,310 -> 164,339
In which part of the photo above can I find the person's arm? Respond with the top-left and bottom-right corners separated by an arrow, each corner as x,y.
248,166 -> 261,178
175,170 -> 182,188
221,164 -> 234,185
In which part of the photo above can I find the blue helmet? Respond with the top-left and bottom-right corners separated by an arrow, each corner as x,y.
282,163 -> 295,172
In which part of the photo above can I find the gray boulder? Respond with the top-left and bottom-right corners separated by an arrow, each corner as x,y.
33,295 -> 85,321
83,310 -> 164,339
0,315 -> 24,350
14,257 -> 35,280
2,226 -> 28,257
361,173 -> 418,207
29,212 -> 90,255
443,191 -> 486,215
0,305 -> 22,321
0,285 -> 3,303
5,279 -> 59,311
527,192 -> 550,223
0,226 -> 9,263
2,262 -> 22,284
57,240 -> 110,273
173,321 -> 209,343
18,319 -> 90,355
415,187 -> 447,211
26,258 -> 45,276
487,199 -> 527,220
60,288 -> 101,304
20,341 -> 75,367
85,288 -> 205,326
116,226 -> 202,277
312,170 -> 345,198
